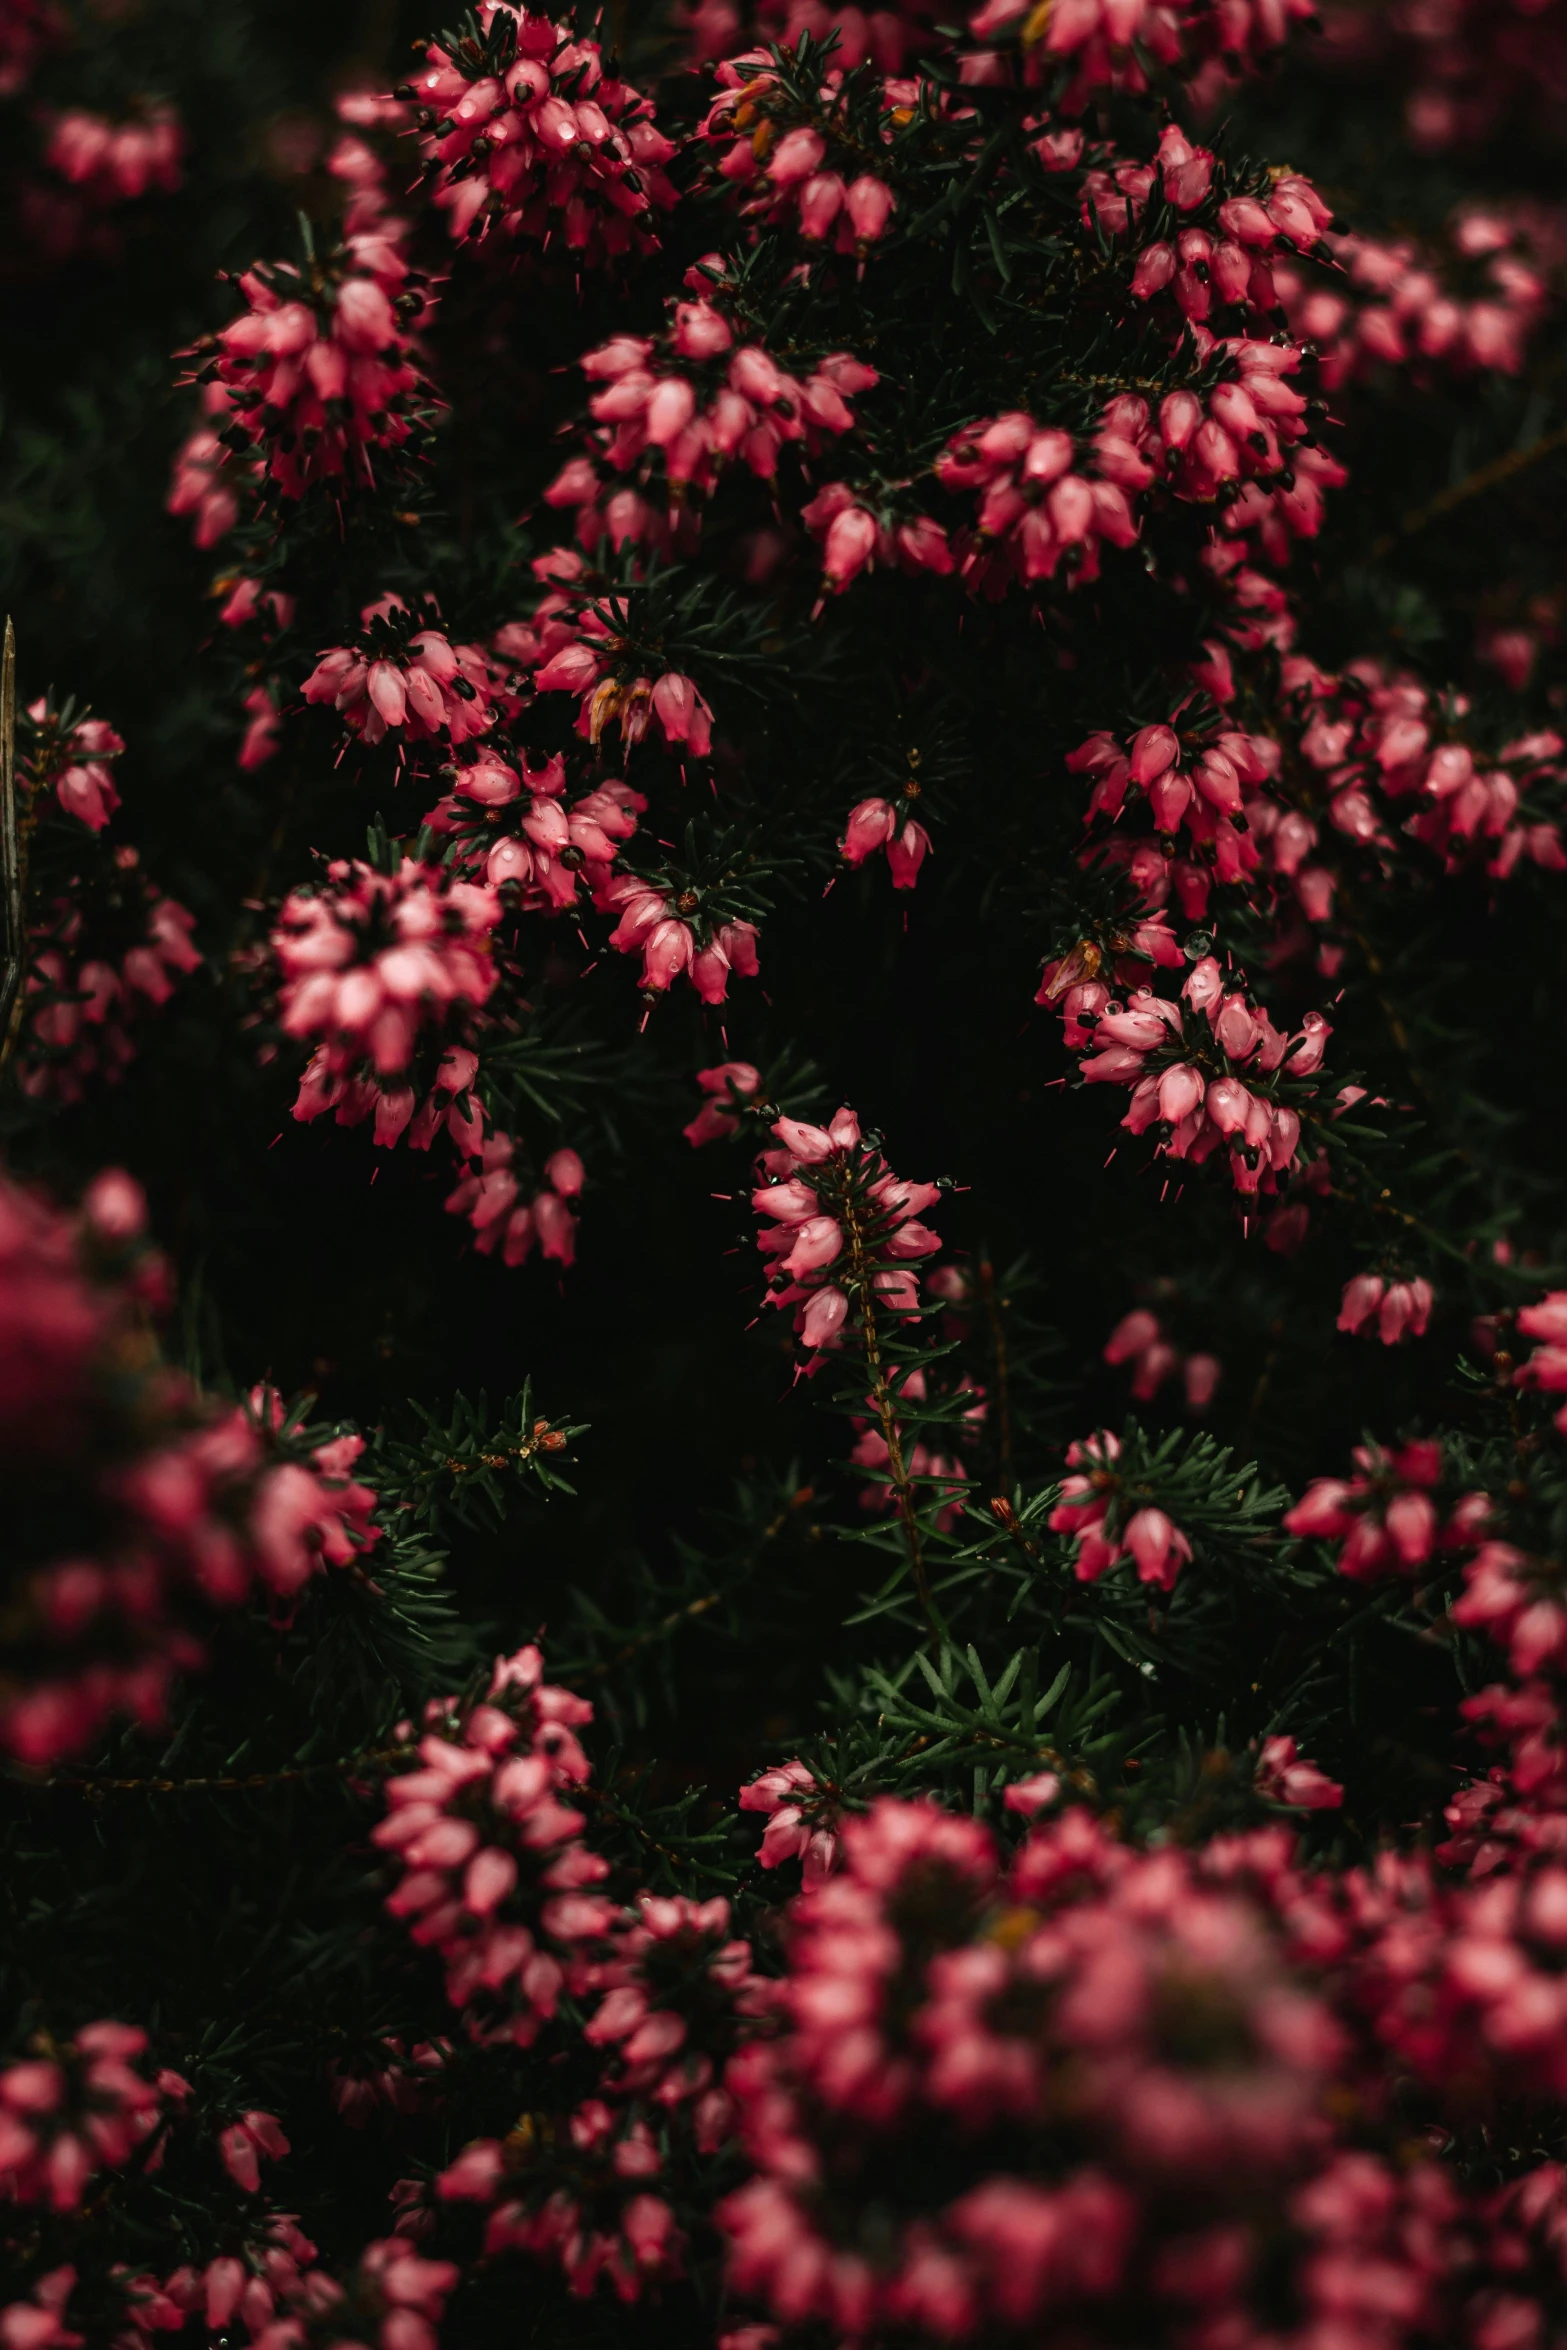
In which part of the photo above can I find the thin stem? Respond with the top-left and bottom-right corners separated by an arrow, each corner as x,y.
0,618 -> 22,1073
977,1258 -> 1014,1491
576,1591 -> 723,1681
838,1180 -> 937,1638
562,1489 -> 814,1682
432,1423 -> 561,1480
15,1744 -> 404,1799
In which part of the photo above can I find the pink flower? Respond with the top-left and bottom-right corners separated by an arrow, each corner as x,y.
840,798 -> 932,889
0,2268 -> 81,2350
701,69 -> 899,254
1102,1307 -> 1218,1411
650,672 -> 714,753
685,1062 -> 761,1147
740,1761 -> 841,1884
25,698 -> 124,833
1255,1736 -> 1344,1811
1338,1273 -> 1433,1344
543,1148 -> 584,1200
1003,1772 -> 1061,1816
822,505 -> 878,590
237,686 -> 281,772
1048,1431 -> 1192,1590
444,1135 -> 582,1272
218,2111 -> 290,2194
1284,1439 -> 1460,1580
44,104 -> 183,203
1122,1506 -> 1191,1592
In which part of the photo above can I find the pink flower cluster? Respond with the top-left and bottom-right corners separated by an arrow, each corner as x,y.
25,697 -> 125,832
752,1106 -> 940,1356
600,872 -> 759,1001
445,1138 -> 583,1268
800,477 -> 955,593
718,1791 -> 1567,2342
167,383 -> 250,549
965,0 -> 1318,107
196,226 -> 428,502
684,1059 -> 761,1146
41,104 -> 182,203
10,691 -> 199,1099
1452,1539 -> 1567,1687
1059,951 -> 1328,1205
426,743 -> 645,913
699,58 -> 903,250
1277,210 -> 1552,387
719,1797 -> 1403,2344
1510,1291 -> 1567,1437
1426,1365 -> 1567,1870
379,1647 -> 764,2303
125,2228 -> 457,2350
0,1168 -> 382,1766
932,405 -> 1143,592
1073,671 -> 1567,947
1337,1271 -> 1434,1347
326,2036 -> 449,2128
327,94 -> 416,240
273,858 -> 500,1115
301,599 -> 497,749
407,4 -> 677,263
781,0 -> 944,68
1447,1331 -> 1567,1703
0,2023 -> 186,2211
933,335 -> 1334,603
547,302 -> 876,544
1283,1438 -> 1485,1582
839,795 -> 930,887
739,1759 -> 843,1884
1254,1735 -> 1343,1811
1,2263 -> 80,2350
374,1643 -> 603,2044
1122,134 -> 1332,324
1275,662 -> 1566,891
582,1895 -> 759,2121
1318,0 -> 1567,155
1048,1429 -> 1193,1589
454,2150 -> 682,2308
21,856 -> 201,1108
1103,1306 -> 1221,1412
1070,713 -> 1299,923
1338,1847 -> 1567,2112
533,612 -> 716,759
217,2112 -> 291,2196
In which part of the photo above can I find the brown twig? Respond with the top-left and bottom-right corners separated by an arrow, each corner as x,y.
576,1591 -> 723,1681
1369,423 -> 1567,562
